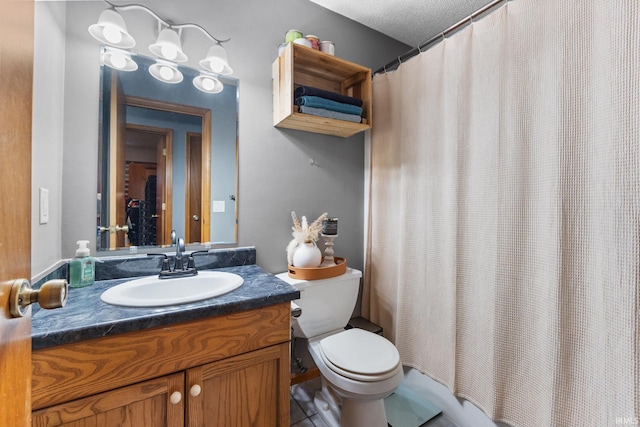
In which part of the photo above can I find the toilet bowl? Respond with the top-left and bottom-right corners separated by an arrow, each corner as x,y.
276,268 -> 402,427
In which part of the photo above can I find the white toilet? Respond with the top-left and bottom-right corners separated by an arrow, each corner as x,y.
277,268 -> 403,427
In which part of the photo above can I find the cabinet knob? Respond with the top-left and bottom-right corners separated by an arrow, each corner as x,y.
169,391 -> 182,404
190,384 -> 202,397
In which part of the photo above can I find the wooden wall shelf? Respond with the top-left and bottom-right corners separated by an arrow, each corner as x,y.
272,43 -> 372,138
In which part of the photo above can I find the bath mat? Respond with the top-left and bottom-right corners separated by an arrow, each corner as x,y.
384,384 -> 442,427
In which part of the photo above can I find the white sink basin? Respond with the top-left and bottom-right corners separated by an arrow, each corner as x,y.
100,271 -> 244,307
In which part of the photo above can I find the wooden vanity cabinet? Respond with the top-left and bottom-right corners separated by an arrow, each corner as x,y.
32,373 -> 185,426
186,344 -> 289,426
31,303 -> 291,426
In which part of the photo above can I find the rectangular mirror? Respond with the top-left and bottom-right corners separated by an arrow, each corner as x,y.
97,51 -> 239,253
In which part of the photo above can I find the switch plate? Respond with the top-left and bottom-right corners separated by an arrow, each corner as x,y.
39,188 -> 49,224
212,200 -> 225,213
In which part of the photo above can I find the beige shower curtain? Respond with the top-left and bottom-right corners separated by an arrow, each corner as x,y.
365,1 -> 639,426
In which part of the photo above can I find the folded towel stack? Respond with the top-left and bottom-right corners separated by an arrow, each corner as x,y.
294,85 -> 363,123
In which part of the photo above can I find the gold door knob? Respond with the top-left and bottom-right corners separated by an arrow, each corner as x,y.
9,279 -> 68,318
113,224 -> 129,233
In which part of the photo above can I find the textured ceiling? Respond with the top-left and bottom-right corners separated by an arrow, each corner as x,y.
309,0 -> 495,47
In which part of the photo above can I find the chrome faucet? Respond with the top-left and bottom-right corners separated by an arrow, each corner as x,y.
157,236 -> 198,278
174,237 -> 185,270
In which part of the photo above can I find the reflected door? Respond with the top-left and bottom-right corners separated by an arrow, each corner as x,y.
186,132 -> 202,243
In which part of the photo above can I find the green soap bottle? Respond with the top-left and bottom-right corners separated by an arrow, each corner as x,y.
69,240 -> 95,288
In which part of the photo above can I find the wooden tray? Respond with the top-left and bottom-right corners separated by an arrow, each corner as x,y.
288,257 -> 347,280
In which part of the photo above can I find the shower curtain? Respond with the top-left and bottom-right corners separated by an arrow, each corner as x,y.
365,1 -> 639,426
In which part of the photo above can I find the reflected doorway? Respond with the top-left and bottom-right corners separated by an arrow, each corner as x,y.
124,125 -> 172,247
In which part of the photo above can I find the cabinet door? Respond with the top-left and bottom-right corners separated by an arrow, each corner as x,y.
186,343 -> 290,427
32,373 -> 184,427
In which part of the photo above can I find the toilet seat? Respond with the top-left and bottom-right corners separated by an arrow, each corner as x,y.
319,329 -> 400,382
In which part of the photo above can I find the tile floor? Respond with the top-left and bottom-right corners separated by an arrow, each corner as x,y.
290,376 -> 458,427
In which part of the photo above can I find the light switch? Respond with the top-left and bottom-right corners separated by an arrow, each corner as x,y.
39,188 -> 49,224
212,200 -> 225,213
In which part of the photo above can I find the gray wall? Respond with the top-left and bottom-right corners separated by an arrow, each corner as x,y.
32,0 -> 409,276
32,1 -> 66,276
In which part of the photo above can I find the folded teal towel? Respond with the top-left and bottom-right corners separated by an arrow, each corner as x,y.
299,105 -> 362,123
295,86 -> 363,107
295,96 -> 363,116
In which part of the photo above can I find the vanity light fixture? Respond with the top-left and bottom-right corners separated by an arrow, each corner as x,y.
101,47 -> 138,71
193,73 -> 223,94
199,43 -> 233,76
88,8 -> 135,49
148,28 -> 188,63
89,0 -> 232,92
149,60 -> 184,84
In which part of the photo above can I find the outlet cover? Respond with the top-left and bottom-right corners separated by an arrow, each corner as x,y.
212,200 -> 225,213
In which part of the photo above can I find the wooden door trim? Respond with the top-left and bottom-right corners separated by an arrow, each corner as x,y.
108,71 -> 126,249
126,96 -> 208,117
201,111 -> 211,243
234,134 -> 239,242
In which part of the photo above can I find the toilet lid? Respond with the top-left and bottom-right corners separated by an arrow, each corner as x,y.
319,329 -> 400,380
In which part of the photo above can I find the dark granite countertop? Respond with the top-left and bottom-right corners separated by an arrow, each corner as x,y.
31,264 -> 299,350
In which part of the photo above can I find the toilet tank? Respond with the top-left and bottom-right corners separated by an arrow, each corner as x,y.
276,268 -> 362,339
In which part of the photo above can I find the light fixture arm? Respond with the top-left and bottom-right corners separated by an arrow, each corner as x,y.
103,0 -> 230,44
173,23 -> 230,44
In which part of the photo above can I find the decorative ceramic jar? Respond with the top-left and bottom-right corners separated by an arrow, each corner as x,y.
292,242 -> 322,268
320,41 -> 335,56
285,29 -> 303,43
305,35 -> 320,50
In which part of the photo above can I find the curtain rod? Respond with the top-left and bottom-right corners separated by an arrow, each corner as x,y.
374,0 -> 509,75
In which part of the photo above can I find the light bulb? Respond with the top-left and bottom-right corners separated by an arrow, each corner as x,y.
210,60 -> 224,74
202,78 -> 216,91
159,66 -> 175,81
110,53 -> 126,69
161,45 -> 178,61
103,26 -> 122,44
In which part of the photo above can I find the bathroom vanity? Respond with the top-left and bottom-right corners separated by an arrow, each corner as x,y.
30,251 -> 298,426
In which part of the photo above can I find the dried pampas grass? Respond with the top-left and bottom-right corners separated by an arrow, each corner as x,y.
286,211 -> 327,265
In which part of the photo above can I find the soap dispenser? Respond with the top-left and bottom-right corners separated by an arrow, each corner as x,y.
69,240 -> 95,288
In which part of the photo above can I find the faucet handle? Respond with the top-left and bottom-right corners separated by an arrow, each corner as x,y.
174,255 -> 184,271
177,237 -> 185,253
187,255 -> 196,270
